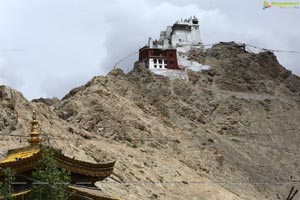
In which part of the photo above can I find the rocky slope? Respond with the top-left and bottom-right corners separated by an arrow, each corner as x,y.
1,42 -> 300,200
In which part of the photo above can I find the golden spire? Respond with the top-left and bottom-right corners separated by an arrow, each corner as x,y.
28,111 -> 41,146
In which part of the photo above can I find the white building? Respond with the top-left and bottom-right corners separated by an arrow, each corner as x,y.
136,16 -> 208,80
150,16 -> 204,53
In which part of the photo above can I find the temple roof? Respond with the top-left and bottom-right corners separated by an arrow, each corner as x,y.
0,112 -> 115,179
68,186 -> 121,200
0,148 -> 40,165
0,146 -> 115,179
2,187 -> 121,200
12,190 -> 31,197
0,111 -> 118,200
0,190 -> 31,199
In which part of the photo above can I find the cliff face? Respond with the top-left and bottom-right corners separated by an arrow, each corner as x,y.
1,42 -> 300,200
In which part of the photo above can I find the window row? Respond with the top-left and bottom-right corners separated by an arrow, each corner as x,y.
153,59 -> 164,64
153,64 -> 166,69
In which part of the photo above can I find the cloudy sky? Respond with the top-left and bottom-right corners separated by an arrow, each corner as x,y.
0,0 -> 299,100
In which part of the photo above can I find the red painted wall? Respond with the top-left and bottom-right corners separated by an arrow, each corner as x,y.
138,46 -> 180,70
164,49 -> 179,70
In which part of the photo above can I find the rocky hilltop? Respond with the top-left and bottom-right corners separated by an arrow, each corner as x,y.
1,42 -> 300,200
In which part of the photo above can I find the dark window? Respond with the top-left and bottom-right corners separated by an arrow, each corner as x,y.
158,59 -> 162,64
153,50 -> 161,56
154,59 -> 157,63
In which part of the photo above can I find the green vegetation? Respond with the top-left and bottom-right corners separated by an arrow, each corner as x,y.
30,148 -> 71,200
0,168 -> 16,200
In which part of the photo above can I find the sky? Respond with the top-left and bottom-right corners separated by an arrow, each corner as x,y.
0,0 -> 299,100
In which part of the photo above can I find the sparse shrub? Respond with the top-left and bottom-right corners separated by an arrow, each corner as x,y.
0,168 -> 15,200
150,193 -> 158,199
30,148 -> 71,200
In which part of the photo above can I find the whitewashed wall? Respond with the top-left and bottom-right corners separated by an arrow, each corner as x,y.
147,58 -> 167,69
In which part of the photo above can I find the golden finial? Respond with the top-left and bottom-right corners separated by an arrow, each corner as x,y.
28,111 -> 41,146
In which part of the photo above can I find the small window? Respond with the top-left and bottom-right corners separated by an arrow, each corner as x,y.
158,59 -> 162,64
154,59 -> 157,63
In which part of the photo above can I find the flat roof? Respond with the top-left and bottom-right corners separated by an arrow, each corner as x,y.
139,46 -> 176,51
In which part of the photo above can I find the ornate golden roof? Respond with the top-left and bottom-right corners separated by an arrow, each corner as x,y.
1,187 -> 121,200
0,189 -> 31,199
0,148 -> 40,164
0,111 -> 115,180
12,189 -> 31,197
0,111 -> 118,200
68,186 -> 121,200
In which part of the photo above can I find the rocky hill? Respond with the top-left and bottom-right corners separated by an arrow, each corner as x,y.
1,42 -> 300,200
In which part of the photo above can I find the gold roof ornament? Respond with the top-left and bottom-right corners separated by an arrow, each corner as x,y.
27,111 -> 41,146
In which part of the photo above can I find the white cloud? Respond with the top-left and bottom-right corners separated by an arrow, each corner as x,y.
0,54 -> 24,88
0,0 -> 299,99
